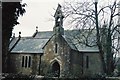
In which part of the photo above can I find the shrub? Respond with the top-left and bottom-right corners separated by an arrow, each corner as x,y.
2,73 -> 35,80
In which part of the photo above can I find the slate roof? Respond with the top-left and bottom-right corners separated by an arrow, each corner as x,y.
9,37 -> 19,50
63,30 -> 99,52
10,30 -> 99,54
63,35 -> 98,52
10,37 -> 49,53
34,31 -> 53,39
36,30 -> 99,52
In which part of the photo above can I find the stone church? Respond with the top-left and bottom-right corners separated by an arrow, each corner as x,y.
9,4 -> 103,77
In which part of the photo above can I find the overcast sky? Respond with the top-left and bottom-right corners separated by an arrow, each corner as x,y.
13,0 -> 64,37
13,0 -> 117,37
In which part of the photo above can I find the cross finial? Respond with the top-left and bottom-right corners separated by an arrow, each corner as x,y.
19,31 -> 21,37
36,26 -> 38,32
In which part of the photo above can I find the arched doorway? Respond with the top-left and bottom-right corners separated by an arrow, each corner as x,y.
52,61 -> 60,77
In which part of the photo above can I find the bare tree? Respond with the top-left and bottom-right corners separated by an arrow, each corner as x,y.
63,0 -> 120,75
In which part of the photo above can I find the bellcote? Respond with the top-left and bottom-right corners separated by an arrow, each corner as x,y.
53,4 -> 64,35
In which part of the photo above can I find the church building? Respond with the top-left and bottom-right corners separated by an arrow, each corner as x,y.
9,4 -> 103,77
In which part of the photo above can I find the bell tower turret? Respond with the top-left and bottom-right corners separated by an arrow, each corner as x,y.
53,4 -> 64,35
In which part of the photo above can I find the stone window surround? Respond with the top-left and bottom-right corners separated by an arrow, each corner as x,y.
50,58 -> 62,73
21,55 -> 32,68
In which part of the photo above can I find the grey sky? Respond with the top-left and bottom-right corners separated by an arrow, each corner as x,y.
13,0 -> 64,37
13,0 -> 118,37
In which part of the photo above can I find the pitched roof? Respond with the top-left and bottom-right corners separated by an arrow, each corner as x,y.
63,35 -> 78,51
34,31 -> 53,38
10,37 -> 49,53
63,30 -> 99,52
10,29 -> 99,53
9,37 -> 19,50
47,29 -> 99,52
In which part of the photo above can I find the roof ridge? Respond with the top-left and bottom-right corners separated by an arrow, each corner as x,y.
20,37 -> 49,39
36,29 -> 95,33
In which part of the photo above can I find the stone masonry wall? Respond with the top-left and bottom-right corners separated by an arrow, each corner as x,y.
83,52 -> 102,76
9,53 -> 41,75
41,35 -> 71,77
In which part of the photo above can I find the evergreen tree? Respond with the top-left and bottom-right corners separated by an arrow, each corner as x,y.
2,2 -> 26,73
